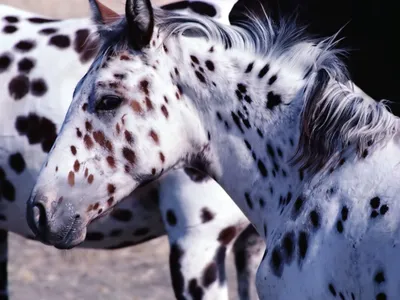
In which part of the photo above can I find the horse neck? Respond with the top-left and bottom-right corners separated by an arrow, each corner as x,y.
165,34 -> 314,233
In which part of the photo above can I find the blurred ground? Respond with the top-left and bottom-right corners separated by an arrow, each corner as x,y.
1,0 -> 249,299
9,233 -> 241,299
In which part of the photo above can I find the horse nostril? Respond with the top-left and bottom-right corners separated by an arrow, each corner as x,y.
33,202 -> 48,233
75,214 -> 81,220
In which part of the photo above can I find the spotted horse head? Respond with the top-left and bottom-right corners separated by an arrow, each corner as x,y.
26,0 -> 230,249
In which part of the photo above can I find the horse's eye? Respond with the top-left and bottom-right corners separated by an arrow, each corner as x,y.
96,95 -> 122,111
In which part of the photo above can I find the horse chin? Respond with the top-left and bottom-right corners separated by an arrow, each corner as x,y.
53,226 -> 87,250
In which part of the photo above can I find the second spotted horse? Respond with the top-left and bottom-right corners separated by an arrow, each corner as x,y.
0,2 -> 264,300
29,0 -> 400,299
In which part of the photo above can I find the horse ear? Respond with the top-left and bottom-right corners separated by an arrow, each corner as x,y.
89,0 -> 120,25
125,0 -> 154,50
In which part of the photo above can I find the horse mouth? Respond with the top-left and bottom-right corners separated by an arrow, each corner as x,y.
53,219 -> 86,250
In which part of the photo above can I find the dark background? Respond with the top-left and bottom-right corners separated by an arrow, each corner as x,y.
230,0 -> 399,114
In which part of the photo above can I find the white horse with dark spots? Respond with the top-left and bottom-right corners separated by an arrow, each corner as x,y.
28,0 -> 400,299
0,2 -> 265,300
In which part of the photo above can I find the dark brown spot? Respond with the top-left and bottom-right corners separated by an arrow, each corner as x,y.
84,134 -> 94,149
140,80 -> 150,95
108,82 -> 118,89
124,130 -> 134,144
115,123 -> 121,135
205,60 -> 215,71
122,147 -> 136,164
106,156 -> 116,168
145,97 -> 153,111
380,205 -> 389,215
200,208 -> 214,223
76,30 -> 98,63
258,63 -> 270,78
9,152 -> 26,174
166,210 -> 177,226
14,113 -> 57,153
111,209 -> 133,222
376,293 -> 387,300
8,75 -> 29,100
88,174 -> 94,184
73,160 -> 80,172
120,54 -> 130,60
93,130 -> 105,145
84,168 -> 88,177
257,160 -> 268,177
74,29 -> 90,53
177,85 -> 183,95
218,226 -> 236,245
1,178 -> 15,201
49,35 -> 70,48
82,103 -> 88,111
4,16 -> 19,23
163,44 -> 168,53
30,78 -> 47,96
195,71 -> 206,83
104,140 -> 113,153
0,53 -> 12,73
15,40 -> 36,52
268,75 -> 277,85
161,105 -> 169,118
190,55 -> 199,64
17,57 -> 35,73
131,100 -> 143,113
149,130 -> 159,144
28,17 -> 59,23
245,62 -> 254,73
114,73 -> 125,80
328,283 -> 336,296
3,25 -> 18,34
159,152 -> 165,163
107,184 -> 116,195
85,121 -> 92,132
39,28 -> 58,35
202,262 -> 217,287
309,210 -> 320,228
68,171 -> 75,186
266,91 -> 282,109
107,197 -> 114,206
374,271 -> 385,284
298,231 -> 308,259
370,197 -> 380,209
70,146 -> 77,155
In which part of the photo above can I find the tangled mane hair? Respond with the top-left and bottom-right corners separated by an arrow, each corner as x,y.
93,4 -> 399,174
294,68 -> 398,173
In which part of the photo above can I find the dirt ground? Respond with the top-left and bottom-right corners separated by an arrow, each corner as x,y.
9,233 -> 241,300
1,0 -> 255,299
